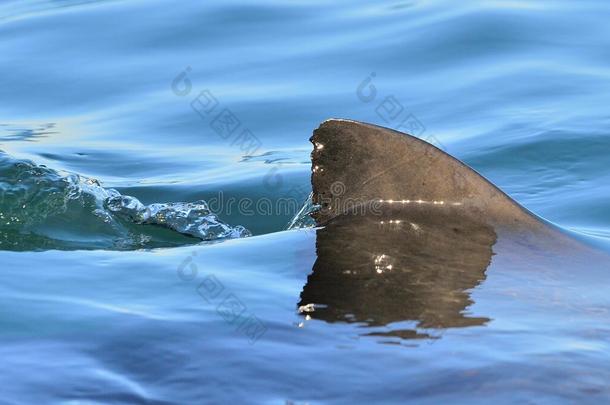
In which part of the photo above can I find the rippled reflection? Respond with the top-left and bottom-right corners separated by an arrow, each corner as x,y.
299,203 -> 496,341
0,122 -> 57,143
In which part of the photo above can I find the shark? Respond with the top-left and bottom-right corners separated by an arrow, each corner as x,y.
298,119 -> 609,338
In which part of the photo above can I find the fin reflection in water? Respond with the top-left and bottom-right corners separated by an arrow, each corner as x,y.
299,203 -> 495,341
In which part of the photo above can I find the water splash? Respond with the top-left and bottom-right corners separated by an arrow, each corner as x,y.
0,152 -> 250,251
287,192 -> 318,230
105,196 -> 249,240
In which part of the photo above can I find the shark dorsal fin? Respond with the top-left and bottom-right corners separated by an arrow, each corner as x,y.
310,119 -> 542,231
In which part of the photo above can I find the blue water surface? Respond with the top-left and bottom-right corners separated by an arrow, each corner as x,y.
1,1 -> 610,403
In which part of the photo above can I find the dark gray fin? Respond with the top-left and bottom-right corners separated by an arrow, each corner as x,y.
310,119 -> 545,232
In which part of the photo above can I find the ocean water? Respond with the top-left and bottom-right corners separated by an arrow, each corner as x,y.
1,0 -> 610,403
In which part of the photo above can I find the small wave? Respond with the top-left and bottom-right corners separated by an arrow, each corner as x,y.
105,196 -> 249,240
0,123 -> 57,143
240,150 -> 310,165
0,152 -> 250,251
